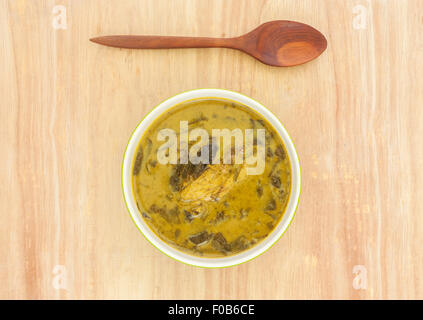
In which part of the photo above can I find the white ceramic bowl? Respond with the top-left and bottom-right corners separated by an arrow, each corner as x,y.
122,89 -> 301,268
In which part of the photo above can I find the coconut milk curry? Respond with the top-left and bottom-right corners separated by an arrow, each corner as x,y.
132,99 -> 291,257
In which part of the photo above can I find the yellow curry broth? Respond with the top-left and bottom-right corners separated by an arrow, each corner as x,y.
132,99 -> 291,257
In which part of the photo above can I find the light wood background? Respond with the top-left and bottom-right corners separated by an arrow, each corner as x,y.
1,0 -> 422,300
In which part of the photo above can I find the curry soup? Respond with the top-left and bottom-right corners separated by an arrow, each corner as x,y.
132,99 -> 291,257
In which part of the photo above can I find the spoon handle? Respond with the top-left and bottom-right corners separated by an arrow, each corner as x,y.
90,35 -> 237,49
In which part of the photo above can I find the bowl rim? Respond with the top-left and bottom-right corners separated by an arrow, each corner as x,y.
122,88 -> 301,268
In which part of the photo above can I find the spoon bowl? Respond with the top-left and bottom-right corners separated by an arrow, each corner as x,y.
236,20 -> 327,66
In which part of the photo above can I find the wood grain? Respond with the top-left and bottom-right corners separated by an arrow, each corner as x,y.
1,0 -> 422,299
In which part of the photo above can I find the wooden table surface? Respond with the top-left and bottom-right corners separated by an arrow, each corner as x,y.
1,0 -> 423,300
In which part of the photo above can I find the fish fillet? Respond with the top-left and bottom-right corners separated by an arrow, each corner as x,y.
179,164 -> 247,203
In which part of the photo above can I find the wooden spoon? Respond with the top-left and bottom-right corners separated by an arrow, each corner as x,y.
90,20 -> 327,67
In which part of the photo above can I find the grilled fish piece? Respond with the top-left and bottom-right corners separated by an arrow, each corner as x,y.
179,164 -> 247,204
